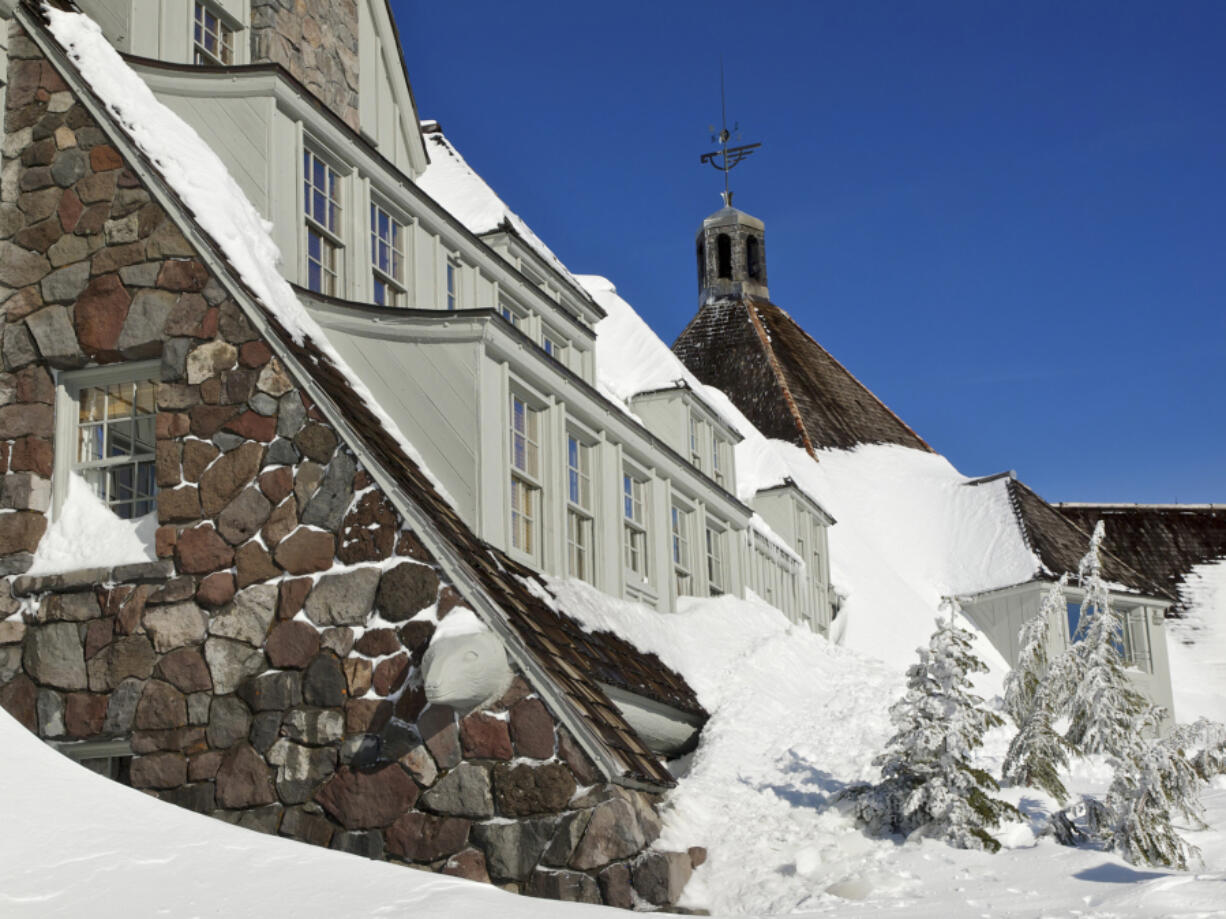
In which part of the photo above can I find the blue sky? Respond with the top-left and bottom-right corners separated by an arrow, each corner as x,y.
393,1 -> 1225,503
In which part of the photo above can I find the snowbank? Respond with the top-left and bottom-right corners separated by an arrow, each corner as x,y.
1168,559 -> 1226,724
0,705 -> 604,918
24,474 -> 156,576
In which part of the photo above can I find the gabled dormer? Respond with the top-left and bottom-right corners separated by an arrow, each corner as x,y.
75,0 -> 428,178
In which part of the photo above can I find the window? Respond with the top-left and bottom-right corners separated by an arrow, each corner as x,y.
711,436 -> 725,486
688,413 -> 702,467
193,2 -> 234,65
370,203 -> 404,306
671,505 -> 692,595
509,395 -> 540,558
499,301 -> 524,328
543,332 -> 567,363
696,237 -> 706,288
1067,600 -> 1131,664
717,233 -> 732,279
304,148 -> 342,296
63,368 -> 158,520
56,739 -> 133,786
706,526 -> 724,596
746,234 -> 761,280
623,472 -> 648,580
566,435 -> 593,583
446,257 -> 460,310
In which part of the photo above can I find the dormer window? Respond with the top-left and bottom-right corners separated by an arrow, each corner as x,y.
303,148 -> 343,296
193,2 -> 235,65
370,202 -> 405,306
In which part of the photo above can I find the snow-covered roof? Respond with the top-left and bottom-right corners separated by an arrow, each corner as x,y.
416,124 -> 593,307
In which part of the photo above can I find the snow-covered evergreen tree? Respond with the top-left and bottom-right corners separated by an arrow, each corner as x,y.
1105,708 -> 1204,869
1002,577 -> 1072,802
1063,522 -> 1148,756
854,602 -> 1018,852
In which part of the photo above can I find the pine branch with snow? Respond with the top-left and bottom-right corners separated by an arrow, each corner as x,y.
1064,522 -> 1148,757
854,603 -> 1019,852
1002,576 -> 1072,802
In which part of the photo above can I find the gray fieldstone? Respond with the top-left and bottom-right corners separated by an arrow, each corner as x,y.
3,322 -> 38,371
527,869 -> 601,905
204,637 -> 266,694
237,670 -> 302,712
542,808 -> 592,868
265,437 -> 300,466
250,710 -> 283,754
268,738 -> 337,804
300,451 -> 356,532
39,261 -> 90,303
36,688 -> 65,737
47,234 -> 89,268
281,707 -> 344,745
0,241 -> 49,288
632,850 -> 694,906
569,796 -> 647,870
50,149 -> 87,186
399,743 -> 438,787
25,305 -> 85,368
217,487 -> 272,545
376,562 -> 439,622
117,289 -> 176,358
302,653 -> 347,707
1,472 -> 51,512
249,392 -> 278,416
102,677 -> 144,734
212,432 -> 245,453
119,262 -> 162,287
471,817 -> 556,881
420,762 -> 494,819
23,621 -> 87,690
303,567 -> 380,628
330,830 -> 384,860
143,601 -> 207,652
0,646 -> 21,685
206,694 -> 252,748
277,392 -> 306,437
208,584 -> 277,646
161,337 -> 191,383
187,691 -> 211,725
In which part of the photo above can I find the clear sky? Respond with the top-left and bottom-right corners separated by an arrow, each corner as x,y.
392,0 -> 1225,504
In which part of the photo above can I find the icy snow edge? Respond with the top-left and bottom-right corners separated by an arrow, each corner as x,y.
43,9 -> 455,508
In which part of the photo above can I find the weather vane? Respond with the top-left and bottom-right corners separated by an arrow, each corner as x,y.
701,58 -> 761,207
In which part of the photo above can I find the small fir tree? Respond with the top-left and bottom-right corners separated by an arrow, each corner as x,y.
854,602 -> 1018,852
1063,522 -> 1148,757
1002,577 -> 1072,802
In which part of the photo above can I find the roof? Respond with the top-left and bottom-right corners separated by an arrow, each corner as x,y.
415,126 -> 597,312
1054,504 -> 1226,610
27,0 -> 701,788
672,296 -> 933,455
1001,479 -> 1175,602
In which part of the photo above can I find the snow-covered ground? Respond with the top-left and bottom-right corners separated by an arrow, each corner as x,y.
1169,559 -> 1226,725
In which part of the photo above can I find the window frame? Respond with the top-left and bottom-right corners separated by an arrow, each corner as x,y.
622,468 -> 649,583
508,392 -> 542,562
53,360 -> 161,521
499,299 -> 527,330
705,525 -> 725,596
671,503 -> 693,596
302,145 -> 345,297
446,256 -> 461,311
369,198 -> 406,307
192,1 -> 237,66
565,433 -> 595,584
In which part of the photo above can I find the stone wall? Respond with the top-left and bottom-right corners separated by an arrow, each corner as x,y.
249,0 -> 360,131
0,24 -> 700,909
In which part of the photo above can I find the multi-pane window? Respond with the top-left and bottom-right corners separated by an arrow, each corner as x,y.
1066,601 -> 1144,666
706,527 -> 724,596
303,148 -> 342,296
566,435 -> 593,583
623,473 -> 648,579
370,203 -> 404,306
73,377 -> 158,519
193,2 -> 234,65
712,437 -> 725,486
671,505 -> 692,595
509,395 -> 540,558
543,332 -> 566,363
446,257 -> 460,310
688,413 -> 702,466
499,301 -> 523,328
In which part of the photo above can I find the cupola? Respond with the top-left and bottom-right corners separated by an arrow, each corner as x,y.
696,203 -> 768,304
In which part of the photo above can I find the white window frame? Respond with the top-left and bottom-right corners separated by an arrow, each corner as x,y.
509,393 -> 542,561
193,1 -> 236,66
688,412 -> 702,467
53,360 -> 161,521
565,433 -> 594,584
303,145 -> 344,297
622,469 -> 649,582
706,525 -> 724,596
543,327 -> 568,364
671,503 -> 692,596
499,299 -> 527,329
446,256 -> 461,311
369,199 -> 406,307
711,434 -> 725,486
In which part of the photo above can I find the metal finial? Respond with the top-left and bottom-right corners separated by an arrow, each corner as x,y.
700,57 -> 761,206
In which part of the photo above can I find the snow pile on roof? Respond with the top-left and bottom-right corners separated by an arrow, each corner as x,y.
44,9 -> 453,507
549,579 -> 1226,915
0,706 -> 601,919
582,274 -> 1038,673
1168,558 -> 1226,723
416,127 -> 589,302
24,474 -> 155,576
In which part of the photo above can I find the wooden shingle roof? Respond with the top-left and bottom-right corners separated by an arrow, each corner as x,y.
1002,480 -> 1175,602
1055,504 -> 1226,611
672,296 -> 932,455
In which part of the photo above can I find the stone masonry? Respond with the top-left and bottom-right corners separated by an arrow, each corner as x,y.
0,23 -> 700,909
250,0 -> 360,131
